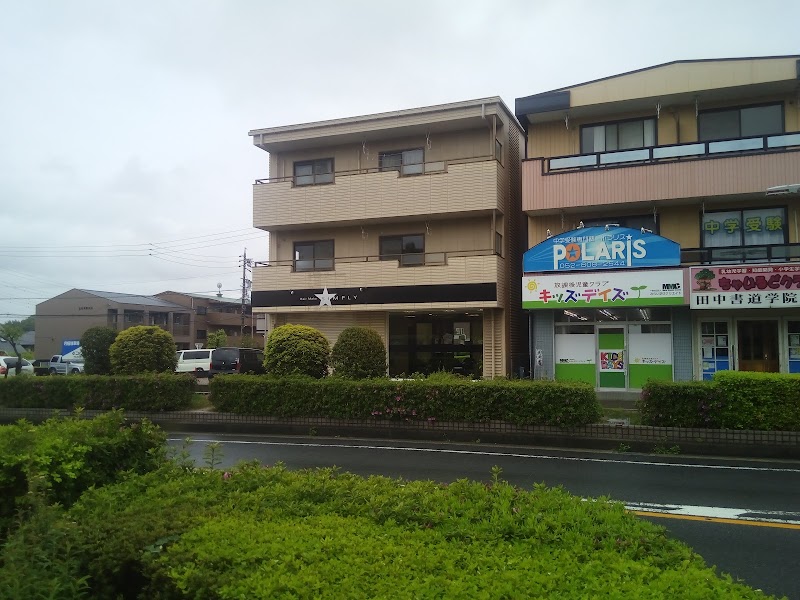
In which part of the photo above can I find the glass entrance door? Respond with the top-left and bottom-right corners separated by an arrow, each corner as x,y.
597,326 -> 626,388
737,320 -> 779,372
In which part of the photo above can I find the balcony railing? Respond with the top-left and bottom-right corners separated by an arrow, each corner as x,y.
680,243 -> 800,265
172,324 -> 190,337
254,248 -> 499,272
543,131 -> 800,173
254,155 -> 495,185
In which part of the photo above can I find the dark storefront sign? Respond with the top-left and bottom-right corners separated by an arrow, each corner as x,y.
252,283 -> 497,308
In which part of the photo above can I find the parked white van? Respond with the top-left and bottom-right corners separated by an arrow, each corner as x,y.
175,349 -> 213,375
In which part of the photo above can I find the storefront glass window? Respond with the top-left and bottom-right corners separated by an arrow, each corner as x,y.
788,322 -> 800,374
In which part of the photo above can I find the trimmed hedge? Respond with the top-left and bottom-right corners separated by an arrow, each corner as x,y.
331,326 -> 387,378
210,376 -> 601,427
0,411 -> 165,534
0,374 -> 195,411
264,324 -> 330,378
0,464 -> 772,599
638,371 -> 800,430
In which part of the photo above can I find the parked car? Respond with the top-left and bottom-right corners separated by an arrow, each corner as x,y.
49,354 -> 85,375
0,356 -> 34,377
209,347 -> 265,376
175,349 -> 213,376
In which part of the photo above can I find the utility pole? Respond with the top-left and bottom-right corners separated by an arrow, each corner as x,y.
238,248 -> 253,339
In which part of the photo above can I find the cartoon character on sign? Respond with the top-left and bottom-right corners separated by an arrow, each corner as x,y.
600,351 -> 624,370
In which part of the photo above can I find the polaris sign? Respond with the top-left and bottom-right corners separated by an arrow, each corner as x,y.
523,226 -> 681,273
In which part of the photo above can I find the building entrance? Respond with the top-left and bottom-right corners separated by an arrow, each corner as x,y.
737,320 -> 779,373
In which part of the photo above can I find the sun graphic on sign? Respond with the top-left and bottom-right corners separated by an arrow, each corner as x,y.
527,280 -> 538,292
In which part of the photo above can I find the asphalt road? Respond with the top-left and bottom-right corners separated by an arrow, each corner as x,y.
167,433 -> 800,600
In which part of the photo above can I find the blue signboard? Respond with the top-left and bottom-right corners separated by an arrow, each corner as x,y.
62,339 -> 81,355
523,226 -> 680,273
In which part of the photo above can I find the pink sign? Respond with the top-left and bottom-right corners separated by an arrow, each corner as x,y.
690,264 -> 800,309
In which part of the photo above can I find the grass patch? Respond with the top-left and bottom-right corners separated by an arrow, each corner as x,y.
188,393 -> 212,410
601,407 -> 641,425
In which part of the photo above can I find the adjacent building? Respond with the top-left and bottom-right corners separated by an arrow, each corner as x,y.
249,98 -> 524,377
35,289 -> 258,358
516,55 -> 800,394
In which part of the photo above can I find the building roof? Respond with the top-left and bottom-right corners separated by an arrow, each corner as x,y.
515,55 -> 800,125
77,289 -> 187,309
250,97 -> 522,153
157,290 -> 243,304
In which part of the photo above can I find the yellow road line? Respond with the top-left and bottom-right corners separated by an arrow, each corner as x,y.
633,510 -> 800,530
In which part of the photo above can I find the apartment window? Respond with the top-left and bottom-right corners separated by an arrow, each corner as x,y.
197,306 -> 207,315
294,158 -> 333,186
698,103 -> 783,141
495,139 -> 503,163
379,148 -> 424,175
495,231 -> 503,257
294,240 -> 334,272
196,329 -> 207,340
123,310 -> 144,325
580,118 -> 656,153
107,309 -> 118,328
380,234 -> 424,266
702,207 -> 786,248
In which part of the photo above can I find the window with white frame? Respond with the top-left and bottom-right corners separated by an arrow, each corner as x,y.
580,118 -> 656,153
379,148 -> 424,175
294,240 -> 334,272
294,158 -> 333,186
380,234 -> 424,266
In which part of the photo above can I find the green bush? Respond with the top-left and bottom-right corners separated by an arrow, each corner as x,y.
264,324 -> 330,378
210,375 -> 601,426
2,464 -> 770,599
0,374 -> 195,411
206,329 -> 227,349
637,380 -> 719,428
639,372 -> 800,430
79,326 -> 118,375
110,325 -> 177,374
0,411 -> 165,535
331,326 -> 387,378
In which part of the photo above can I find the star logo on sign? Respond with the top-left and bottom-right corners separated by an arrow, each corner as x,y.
314,287 -> 335,306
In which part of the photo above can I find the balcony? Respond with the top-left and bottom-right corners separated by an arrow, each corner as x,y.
205,311 -> 244,327
523,132 -> 800,212
254,157 -> 503,230
252,250 -> 503,294
680,243 -> 800,265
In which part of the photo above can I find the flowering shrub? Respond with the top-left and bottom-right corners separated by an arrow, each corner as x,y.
639,372 -> 800,430
210,376 -> 601,426
0,374 -> 195,411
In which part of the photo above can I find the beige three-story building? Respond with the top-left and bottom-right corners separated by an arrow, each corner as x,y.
249,99 -> 524,377
517,55 -> 800,394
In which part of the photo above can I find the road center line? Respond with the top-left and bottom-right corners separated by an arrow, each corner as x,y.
169,437 -> 800,473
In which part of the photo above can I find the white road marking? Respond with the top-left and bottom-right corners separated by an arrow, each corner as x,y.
167,437 -> 800,473
621,501 -> 800,525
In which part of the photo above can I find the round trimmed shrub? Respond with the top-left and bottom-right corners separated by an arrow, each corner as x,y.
331,327 -> 387,379
80,326 -> 119,375
109,326 -> 177,374
264,324 -> 329,378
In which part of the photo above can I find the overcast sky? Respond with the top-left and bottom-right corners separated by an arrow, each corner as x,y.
1,0 -> 798,322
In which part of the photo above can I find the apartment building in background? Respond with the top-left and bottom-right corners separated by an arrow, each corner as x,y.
249,98 -> 524,377
517,55 -> 800,395
35,289 -> 257,358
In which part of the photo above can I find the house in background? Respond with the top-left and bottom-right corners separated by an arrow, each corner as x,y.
249,98 -> 524,377
517,55 -> 800,395
35,289 -> 259,358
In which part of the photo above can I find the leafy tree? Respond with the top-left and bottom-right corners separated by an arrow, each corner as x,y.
238,334 -> 261,349
80,326 -> 119,375
109,326 -> 177,374
331,327 -> 387,379
206,330 -> 227,349
0,322 -> 25,377
264,324 -> 329,378
18,316 -> 35,332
